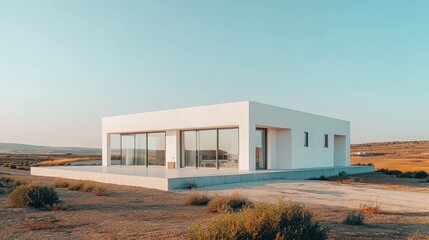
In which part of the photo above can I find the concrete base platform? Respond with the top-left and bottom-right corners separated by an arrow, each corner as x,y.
31,165 -> 374,191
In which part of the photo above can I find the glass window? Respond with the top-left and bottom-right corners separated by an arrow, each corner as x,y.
135,134 -> 147,165
147,132 -> 166,166
182,131 -> 197,167
197,130 -> 217,168
218,129 -> 239,168
121,134 -> 135,165
304,132 -> 309,147
324,134 -> 329,148
255,129 -> 267,169
110,134 -> 121,165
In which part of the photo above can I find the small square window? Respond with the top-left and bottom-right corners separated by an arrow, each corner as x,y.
304,132 -> 309,147
324,134 -> 328,148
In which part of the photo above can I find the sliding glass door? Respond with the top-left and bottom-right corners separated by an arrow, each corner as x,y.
121,134 -> 135,165
148,132 -> 166,166
181,128 -> 239,169
120,132 -> 165,166
197,130 -> 217,168
218,129 -> 239,168
182,131 -> 197,167
135,134 -> 147,165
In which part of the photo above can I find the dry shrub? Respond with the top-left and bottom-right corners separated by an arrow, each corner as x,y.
54,179 -> 70,188
184,191 -> 211,205
344,211 -> 365,225
188,201 -> 328,240
67,181 -> 84,191
92,185 -> 109,196
10,183 -> 59,208
81,181 -> 96,192
360,202 -> 382,214
208,192 -> 253,213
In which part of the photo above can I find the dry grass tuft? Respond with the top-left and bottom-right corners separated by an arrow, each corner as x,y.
92,185 -> 109,196
360,202 -> 383,214
208,192 -> 253,213
344,211 -> 365,225
67,181 -> 84,191
184,191 -> 211,205
59,179 -> 109,196
81,181 -> 96,192
54,179 -> 70,188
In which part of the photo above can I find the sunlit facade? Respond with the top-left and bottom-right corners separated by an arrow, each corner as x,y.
102,101 -> 350,171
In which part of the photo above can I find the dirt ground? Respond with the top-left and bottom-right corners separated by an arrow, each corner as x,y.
0,167 -> 215,240
1,168 -> 429,240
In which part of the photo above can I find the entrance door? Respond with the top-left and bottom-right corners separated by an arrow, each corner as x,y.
255,128 -> 267,170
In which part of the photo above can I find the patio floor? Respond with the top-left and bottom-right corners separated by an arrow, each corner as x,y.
31,165 -> 374,191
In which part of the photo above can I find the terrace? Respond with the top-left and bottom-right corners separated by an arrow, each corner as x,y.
31,165 -> 374,191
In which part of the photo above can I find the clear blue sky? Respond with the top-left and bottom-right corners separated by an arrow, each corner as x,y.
1,0 -> 428,148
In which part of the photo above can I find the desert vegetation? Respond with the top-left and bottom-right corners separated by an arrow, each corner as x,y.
54,179 -> 109,196
184,191 -> 212,205
344,211 -> 365,225
9,183 -> 59,208
207,192 -> 253,213
376,168 -> 428,179
188,201 -> 327,240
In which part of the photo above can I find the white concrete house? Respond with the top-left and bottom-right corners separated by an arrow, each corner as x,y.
102,101 -> 350,171
32,101 -> 373,191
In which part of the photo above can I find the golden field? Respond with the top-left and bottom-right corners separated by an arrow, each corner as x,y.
351,140 -> 429,172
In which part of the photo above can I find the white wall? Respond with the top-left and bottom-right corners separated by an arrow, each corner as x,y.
250,101 -> 350,169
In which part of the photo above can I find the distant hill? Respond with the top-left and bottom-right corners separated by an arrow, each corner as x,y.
0,143 -> 101,155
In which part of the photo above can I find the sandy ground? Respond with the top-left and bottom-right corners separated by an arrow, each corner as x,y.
202,178 -> 429,213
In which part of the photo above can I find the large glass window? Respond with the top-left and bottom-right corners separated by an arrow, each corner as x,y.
119,132 -> 165,166
181,128 -> 239,169
198,130 -> 217,168
135,134 -> 147,165
218,129 -> 239,168
121,134 -> 135,165
255,128 -> 267,170
147,132 -> 166,166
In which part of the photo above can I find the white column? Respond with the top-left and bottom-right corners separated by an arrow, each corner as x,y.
239,122 -> 255,171
102,133 -> 111,166
267,128 -> 277,170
